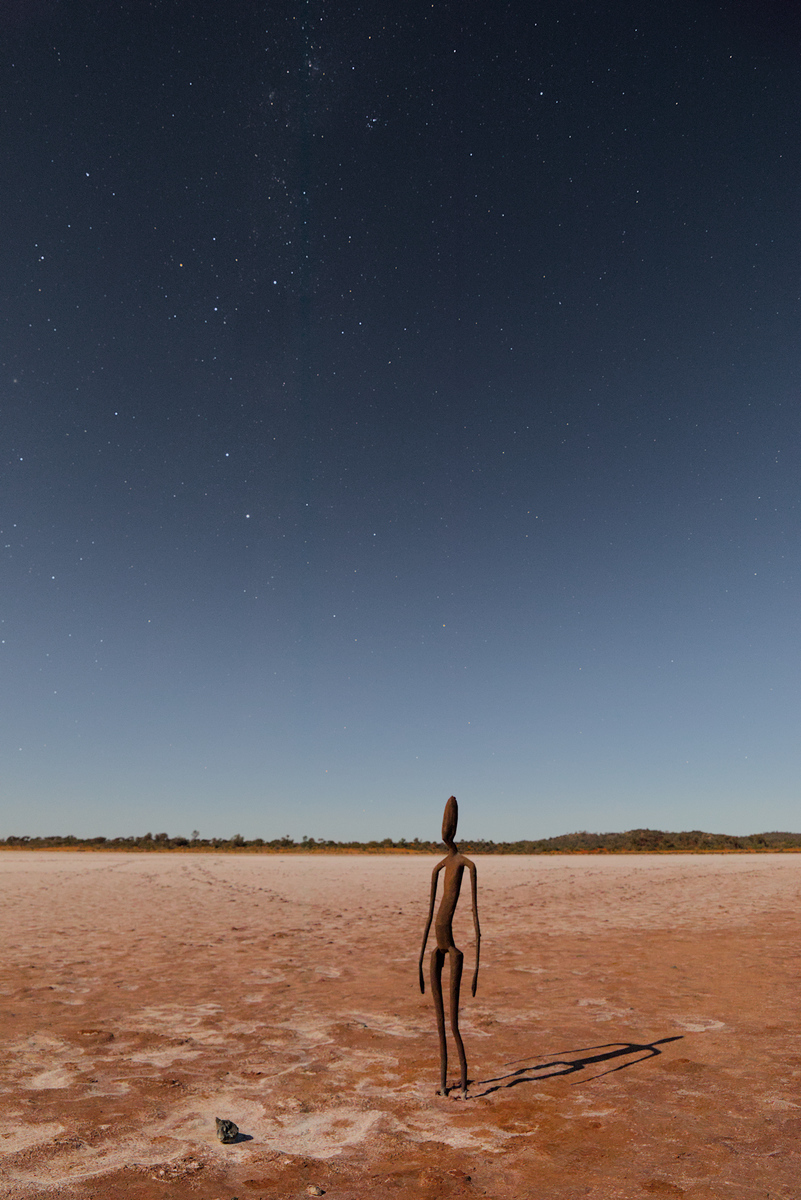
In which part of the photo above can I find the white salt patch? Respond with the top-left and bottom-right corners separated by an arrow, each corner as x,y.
128,1048 -> 202,1067
265,1106 -> 391,1157
404,1109 -> 516,1151
0,1122 -> 64,1154
27,1068 -> 75,1090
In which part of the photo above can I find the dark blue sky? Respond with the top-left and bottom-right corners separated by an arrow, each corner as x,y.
2,0 -> 799,840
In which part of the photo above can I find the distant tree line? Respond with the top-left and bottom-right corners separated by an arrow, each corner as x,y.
2,829 -> 801,852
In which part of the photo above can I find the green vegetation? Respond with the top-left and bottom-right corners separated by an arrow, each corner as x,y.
1,829 -> 801,852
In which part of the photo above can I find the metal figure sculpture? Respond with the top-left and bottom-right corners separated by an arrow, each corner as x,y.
419,795 -> 481,1098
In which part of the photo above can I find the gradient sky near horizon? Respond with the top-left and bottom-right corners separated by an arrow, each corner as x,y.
2,0 -> 800,842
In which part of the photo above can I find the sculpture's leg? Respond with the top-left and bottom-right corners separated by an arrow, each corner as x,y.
430,947 -> 448,1094
448,946 -> 467,1097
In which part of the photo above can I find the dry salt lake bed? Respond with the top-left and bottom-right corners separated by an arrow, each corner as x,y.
1,850 -> 801,1198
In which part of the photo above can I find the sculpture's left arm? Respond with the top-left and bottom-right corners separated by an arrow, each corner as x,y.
469,859 -> 480,996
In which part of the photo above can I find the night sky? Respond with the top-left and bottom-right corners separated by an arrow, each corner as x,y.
2,0 -> 800,841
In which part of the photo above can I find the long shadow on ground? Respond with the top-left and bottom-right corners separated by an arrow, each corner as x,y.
472,1035 -> 684,1096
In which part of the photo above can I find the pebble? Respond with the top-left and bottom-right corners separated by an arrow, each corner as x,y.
306,1187 -> 326,1196
215,1117 -> 240,1144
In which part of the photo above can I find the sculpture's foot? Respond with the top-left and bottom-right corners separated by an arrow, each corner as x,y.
449,1087 -> 468,1101
435,1086 -> 449,1097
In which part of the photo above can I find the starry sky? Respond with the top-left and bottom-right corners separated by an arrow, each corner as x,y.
2,0 -> 800,841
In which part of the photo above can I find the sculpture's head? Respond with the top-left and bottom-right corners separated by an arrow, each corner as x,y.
442,795 -> 458,848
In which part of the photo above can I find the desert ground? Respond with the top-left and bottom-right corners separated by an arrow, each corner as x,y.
1,852 -> 800,1199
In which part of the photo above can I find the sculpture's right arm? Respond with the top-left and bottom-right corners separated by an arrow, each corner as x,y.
418,864 -> 441,994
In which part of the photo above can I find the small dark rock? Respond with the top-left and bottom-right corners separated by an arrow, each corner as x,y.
215,1117 -> 239,1144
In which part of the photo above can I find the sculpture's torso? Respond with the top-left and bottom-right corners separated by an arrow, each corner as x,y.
434,852 -> 466,949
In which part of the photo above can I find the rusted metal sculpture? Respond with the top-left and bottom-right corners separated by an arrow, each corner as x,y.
419,795 -> 480,1098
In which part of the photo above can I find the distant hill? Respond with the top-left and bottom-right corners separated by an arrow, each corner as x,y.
2,829 -> 801,853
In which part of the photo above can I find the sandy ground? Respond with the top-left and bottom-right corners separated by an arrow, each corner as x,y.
1,852 -> 800,1199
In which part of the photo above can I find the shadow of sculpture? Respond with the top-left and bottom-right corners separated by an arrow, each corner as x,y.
472,1035 -> 684,1097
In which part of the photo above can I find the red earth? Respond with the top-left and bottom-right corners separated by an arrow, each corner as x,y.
1,850 -> 800,1199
